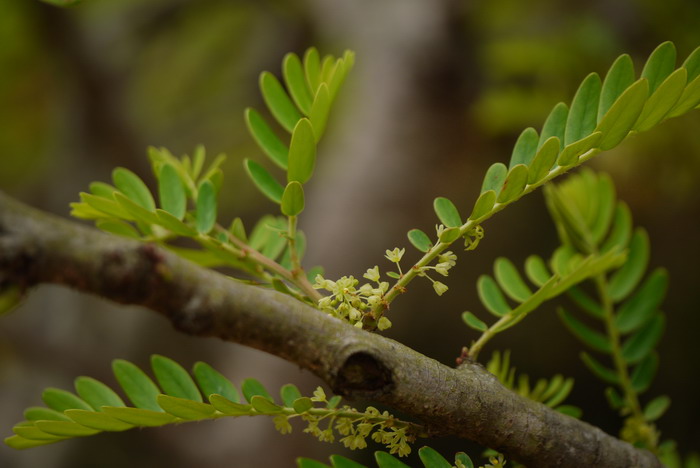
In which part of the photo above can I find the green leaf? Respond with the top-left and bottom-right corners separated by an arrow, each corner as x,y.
195,180 -> 217,234
95,219 -> 140,239
283,52 -> 313,115
74,377 -> 125,410
375,451 -> 411,468
292,397 -> 313,414
309,83 -> 331,141
34,420 -> 99,437
615,268 -> 668,333
437,227 -> 460,246
509,127 -> 539,168
157,395 -> 215,420
496,164 -> 528,203
528,136 -> 560,184
280,384 -> 302,407
558,308 -> 611,353
643,395 -> 671,422
598,54 -> 635,122
24,407 -> 70,422
281,181 -> 305,216
64,409 -> 133,432
602,202 -> 632,253
524,255 -> 551,287
667,73 -> 700,118
259,71 -> 302,133
433,197 -> 462,227
539,102 -> 568,149
567,286 -> 604,319
112,359 -> 162,412
287,118 -> 317,184
631,352 -> 659,393
229,217 -> 247,243
557,131 -> 602,167
580,352 -> 619,385
634,68 -> 686,132
608,229 -> 649,302
155,209 -> 197,236
641,41 -> 676,94
193,362 -> 240,403
621,313 -> 665,363
589,174 -> 616,244
191,144 -> 206,180
595,79 -> 649,150
80,193 -> 133,220
330,454 -> 367,468
418,446 -> 452,468
494,257 -> 532,302
556,405 -> 583,419
481,162 -> 508,193
113,192 -> 160,225
42,388 -> 93,412
112,168 -> 156,211
12,422 -> 64,441
304,48 -> 322,92
101,407 -> 176,426
241,378 -> 273,403
245,108 -> 288,170
565,72 -> 602,145
250,395 -> 283,414
327,395 -> 342,409
477,275 -> 511,317
407,229 -> 432,252
462,311 -> 487,332
454,452 -> 474,468
151,355 -> 202,402
5,435 -> 61,449
244,159 -> 284,204
208,394 -> 253,415
469,190 -> 496,220
157,163 -> 186,220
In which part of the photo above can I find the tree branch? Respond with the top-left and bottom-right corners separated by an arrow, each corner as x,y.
0,192 -> 662,468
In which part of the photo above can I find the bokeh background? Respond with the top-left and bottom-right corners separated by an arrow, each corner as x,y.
1,0 -> 699,466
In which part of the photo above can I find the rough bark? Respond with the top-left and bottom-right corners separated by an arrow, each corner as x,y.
0,192 -> 662,468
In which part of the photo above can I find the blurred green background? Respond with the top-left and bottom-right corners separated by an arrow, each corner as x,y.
1,0 -> 699,466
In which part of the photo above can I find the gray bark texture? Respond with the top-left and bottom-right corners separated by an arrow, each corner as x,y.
0,192 -> 663,468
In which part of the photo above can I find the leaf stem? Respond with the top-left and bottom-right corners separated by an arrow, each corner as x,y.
370,148 -> 602,318
594,275 -> 643,419
214,224 -> 322,301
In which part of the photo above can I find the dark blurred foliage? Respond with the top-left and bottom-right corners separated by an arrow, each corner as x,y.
1,0 -> 699,467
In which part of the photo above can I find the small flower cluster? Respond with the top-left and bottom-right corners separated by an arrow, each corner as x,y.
416,250 -> 458,296
273,387 -> 416,457
313,266 -> 392,330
